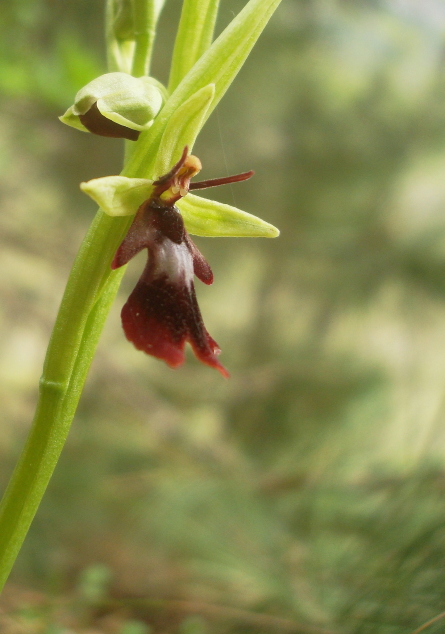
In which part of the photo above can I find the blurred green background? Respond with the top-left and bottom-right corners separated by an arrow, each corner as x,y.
2,0 -> 445,632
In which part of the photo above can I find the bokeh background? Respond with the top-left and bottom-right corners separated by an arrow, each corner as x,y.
2,0 -> 445,632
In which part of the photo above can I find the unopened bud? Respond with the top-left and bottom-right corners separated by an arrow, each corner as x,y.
59,72 -> 166,140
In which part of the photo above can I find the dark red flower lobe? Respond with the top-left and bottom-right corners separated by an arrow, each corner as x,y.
112,201 -> 228,377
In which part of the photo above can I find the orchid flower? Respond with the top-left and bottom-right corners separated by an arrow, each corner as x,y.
110,149 -> 254,376
82,146 -> 278,375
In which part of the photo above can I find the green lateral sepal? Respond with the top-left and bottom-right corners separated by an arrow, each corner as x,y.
177,193 -> 280,238
80,176 -> 153,216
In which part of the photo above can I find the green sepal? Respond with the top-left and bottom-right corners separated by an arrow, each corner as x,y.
59,72 -> 166,133
177,193 -> 280,238
80,176 -> 153,216
151,83 -> 215,178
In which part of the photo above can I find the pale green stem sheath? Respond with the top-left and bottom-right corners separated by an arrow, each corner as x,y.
105,0 -> 121,72
105,0 -> 135,74
0,270 -> 126,590
0,82 -> 176,588
106,0 -> 162,76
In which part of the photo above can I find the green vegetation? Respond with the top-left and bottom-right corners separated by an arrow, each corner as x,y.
1,0 -> 445,632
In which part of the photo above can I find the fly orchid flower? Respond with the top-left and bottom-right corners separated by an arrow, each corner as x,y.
82,146 -> 279,375
112,147 -> 253,377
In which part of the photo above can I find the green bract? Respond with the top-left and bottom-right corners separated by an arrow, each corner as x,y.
124,0 -> 284,179
168,0 -> 220,92
59,72 -> 166,134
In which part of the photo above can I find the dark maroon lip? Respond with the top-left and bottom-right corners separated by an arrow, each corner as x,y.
113,203 -> 228,376
121,271 -> 229,377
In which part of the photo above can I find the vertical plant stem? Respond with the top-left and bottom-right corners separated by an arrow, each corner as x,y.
0,271 -> 126,590
105,0 -> 135,74
0,73 -> 170,587
0,99 -> 167,591
106,0 -> 163,76
105,0 -> 121,72
0,213 -> 130,591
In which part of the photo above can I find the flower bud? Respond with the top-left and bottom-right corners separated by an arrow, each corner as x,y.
59,72 -> 166,140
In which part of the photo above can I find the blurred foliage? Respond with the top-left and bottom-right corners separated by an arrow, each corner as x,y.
2,0 -> 445,632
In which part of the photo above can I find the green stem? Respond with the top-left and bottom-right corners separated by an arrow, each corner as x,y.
105,0 -> 120,72
0,211 -> 130,590
42,213 -> 128,383
131,29 -> 155,77
131,0 -> 168,76
0,84 -> 170,589
105,0 -> 135,74
0,267 -> 126,590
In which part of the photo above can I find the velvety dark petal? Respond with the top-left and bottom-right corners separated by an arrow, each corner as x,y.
121,263 -> 228,377
79,102 -> 140,141
122,275 -> 187,368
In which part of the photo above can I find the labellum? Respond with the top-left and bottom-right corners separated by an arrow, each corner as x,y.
112,146 -> 254,376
